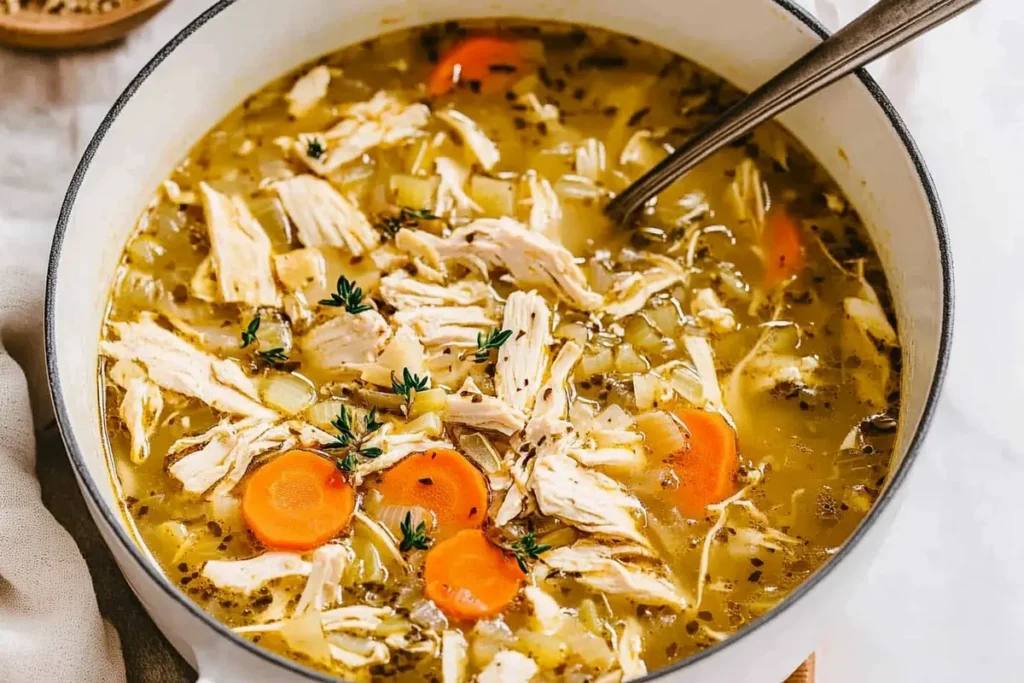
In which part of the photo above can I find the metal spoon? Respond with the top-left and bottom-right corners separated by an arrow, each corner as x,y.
605,0 -> 981,223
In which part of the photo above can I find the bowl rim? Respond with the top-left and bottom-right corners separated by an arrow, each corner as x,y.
44,1 -> 954,681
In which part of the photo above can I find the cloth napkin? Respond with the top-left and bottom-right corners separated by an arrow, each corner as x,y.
0,1 -> 1019,682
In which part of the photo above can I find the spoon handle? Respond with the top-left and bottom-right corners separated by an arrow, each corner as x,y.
605,0 -> 981,223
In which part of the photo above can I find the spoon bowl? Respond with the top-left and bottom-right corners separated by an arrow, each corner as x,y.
0,0 -> 169,50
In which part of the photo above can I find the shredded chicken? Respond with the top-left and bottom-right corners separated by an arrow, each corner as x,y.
843,295 -> 898,408
533,341 -> 582,420
108,359 -> 163,463
436,109 -> 500,171
101,317 -> 276,419
691,288 -> 737,333
603,254 -> 687,319
543,542 -> 687,609
410,218 -> 602,310
202,552 -> 311,594
619,130 -> 659,167
575,138 -> 607,181
167,417 -> 292,496
380,270 -> 490,310
477,650 -> 539,683
328,634 -> 391,668
524,170 -> 561,236
523,586 -> 565,635
746,354 -> 820,392
354,425 -> 455,480
435,156 -> 483,217
302,310 -> 392,373
683,334 -> 726,414
446,377 -> 527,436
274,247 -> 327,292
393,305 -> 496,348
496,291 -> 551,413
294,544 -> 352,616
273,175 -> 378,254
441,630 -> 469,683
617,618 -> 648,681
320,605 -> 395,633
728,159 -> 766,238
286,65 -> 331,118
197,182 -> 280,307
295,91 -> 430,175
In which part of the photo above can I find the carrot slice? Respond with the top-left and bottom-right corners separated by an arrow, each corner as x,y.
372,448 -> 488,538
424,529 -> 524,620
427,36 -> 529,96
763,208 -> 805,289
242,449 -> 355,551
670,409 -> 739,518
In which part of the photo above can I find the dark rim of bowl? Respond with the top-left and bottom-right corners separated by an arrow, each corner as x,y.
44,1 -> 953,681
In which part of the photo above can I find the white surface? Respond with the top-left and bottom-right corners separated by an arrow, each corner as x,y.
0,0 -> 1021,681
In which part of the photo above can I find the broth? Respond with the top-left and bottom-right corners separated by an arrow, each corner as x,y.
99,20 -> 900,682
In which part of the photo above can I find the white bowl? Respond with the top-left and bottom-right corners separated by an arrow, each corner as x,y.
45,0 -> 953,681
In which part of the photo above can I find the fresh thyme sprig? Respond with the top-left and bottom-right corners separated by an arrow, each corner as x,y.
327,406 -> 385,473
319,275 -> 372,314
399,511 -> 432,552
258,348 -> 289,366
391,367 -> 430,405
306,138 -> 326,160
507,533 -> 551,573
376,207 -> 439,239
473,327 -> 514,364
240,315 -> 260,348
240,315 -> 289,367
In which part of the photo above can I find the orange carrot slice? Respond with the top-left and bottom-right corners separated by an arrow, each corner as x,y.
427,36 -> 529,96
373,448 -> 488,538
763,208 -> 805,289
424,529 -> 524,620
670,409 -> 739,517
241,450 -> 355,551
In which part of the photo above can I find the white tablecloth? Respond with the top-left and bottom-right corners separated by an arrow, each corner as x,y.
0,1 -> 1020,681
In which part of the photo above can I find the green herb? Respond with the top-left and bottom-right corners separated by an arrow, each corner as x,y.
473,327 -> 514,363
391,367 -> 430,404
399,511 -> 432,552
508,533 -> 551,573
258,348 -> 289,366
376,206 -> 440,238
240,315 -> 260,349
319,275 -> 372,314
306,138 -> 326,159
327,405 -> 385,470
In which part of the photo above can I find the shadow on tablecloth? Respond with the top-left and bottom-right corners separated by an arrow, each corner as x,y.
37,423 -> 195,683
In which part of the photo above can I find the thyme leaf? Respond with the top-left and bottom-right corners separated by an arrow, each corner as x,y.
473,327 -> 514,363
306,138 -> 326,160
376,206 -> 440,239
391,367 -> 430,404
319,275 -> 372,314
399,511 -> 431,552
508,533 -> 551,573
240,315 -> 260,349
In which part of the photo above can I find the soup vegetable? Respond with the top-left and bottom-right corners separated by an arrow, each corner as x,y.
99,20 -> 901,683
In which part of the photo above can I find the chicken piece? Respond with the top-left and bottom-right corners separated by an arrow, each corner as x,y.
202,552 -> 311,594
842,295 -> 898,408
435,156 -> 482,217
575,138 -> 607,182
603,254 -> 687,319
328,634 -> 391,668
532,439 -> 649,546
393,305 -> 495,348
441,630 -> 469,683
568,445 -> 646,473
746,354 -> 820,393
357,324 -> 426,387
167,417 -> 292,496
496,291 -> 551,413
320,605 -> 395,633
283,291 -> 316,334
523,586 -> 565,635
533,341 -> 582,420
198,182 -> 280,307
543,542 -> 687,609
354,427 -> 455,481
286,65 -> 331,118
295,91 -> 430,175
727,158 -> 766,237
369,244 -> 409,273
395,227 -> 444,271
446,377 -> 527,437
274,248 -> 327,292
494,449 -> 536,527
294,544 -> 352,616
413,218 -> 602,310
108,359 -> 163,463
682,334 -> 725,413
691,288 -> 736,333
477,650 -> 539,683
380,270 -> 491,310
272,175 -> 378,255
302,310 -> 392,374
617,618 -> 648,681
436,109 -> 500,171
524,170 -> 561,236
495,416 -> 575,526
101,317 -> 275,419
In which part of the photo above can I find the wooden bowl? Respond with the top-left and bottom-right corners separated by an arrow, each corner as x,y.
0,0 -> 170,50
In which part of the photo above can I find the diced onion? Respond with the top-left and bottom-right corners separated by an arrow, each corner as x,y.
411,387 -> 447,416
515,629 -> 567,668
279,610 -> 332,664
253,309 -> 293,354
471,620 -> 515,669
636,410 -> 687,460
357,389 -> 406,412
390,174 -> 440,210
376,505 -> 435,539
624,316 -> 664,353
409,599 -> 449,631
554,321 -> 589,346
615,343 -> 649,374
576,599 -> 605,638
593,405 -> 634,431
127,236 -> 165,267
558,621 -> 614,670
260,372 -> 316,415
458,432 -> 502,474
536,526 -> 577,550
398,412 -> 443,437
633,372 -> 671,411
328,633 -> 380,657
304,400 -> 346,430
647,302 -> 681,336
470,175 -> 517,217
579,348 -> 614,378
350,535 -> 386,584
668,365 -> 704,406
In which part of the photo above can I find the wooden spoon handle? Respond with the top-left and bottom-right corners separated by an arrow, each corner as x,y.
785,654 -> 816,683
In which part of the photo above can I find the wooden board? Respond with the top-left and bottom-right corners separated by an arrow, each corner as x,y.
0,0 -> 170,50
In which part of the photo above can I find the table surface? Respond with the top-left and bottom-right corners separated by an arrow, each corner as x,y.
4,1 -> 1022,682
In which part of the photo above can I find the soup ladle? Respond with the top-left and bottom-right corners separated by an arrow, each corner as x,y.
605,0 -> 981,223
